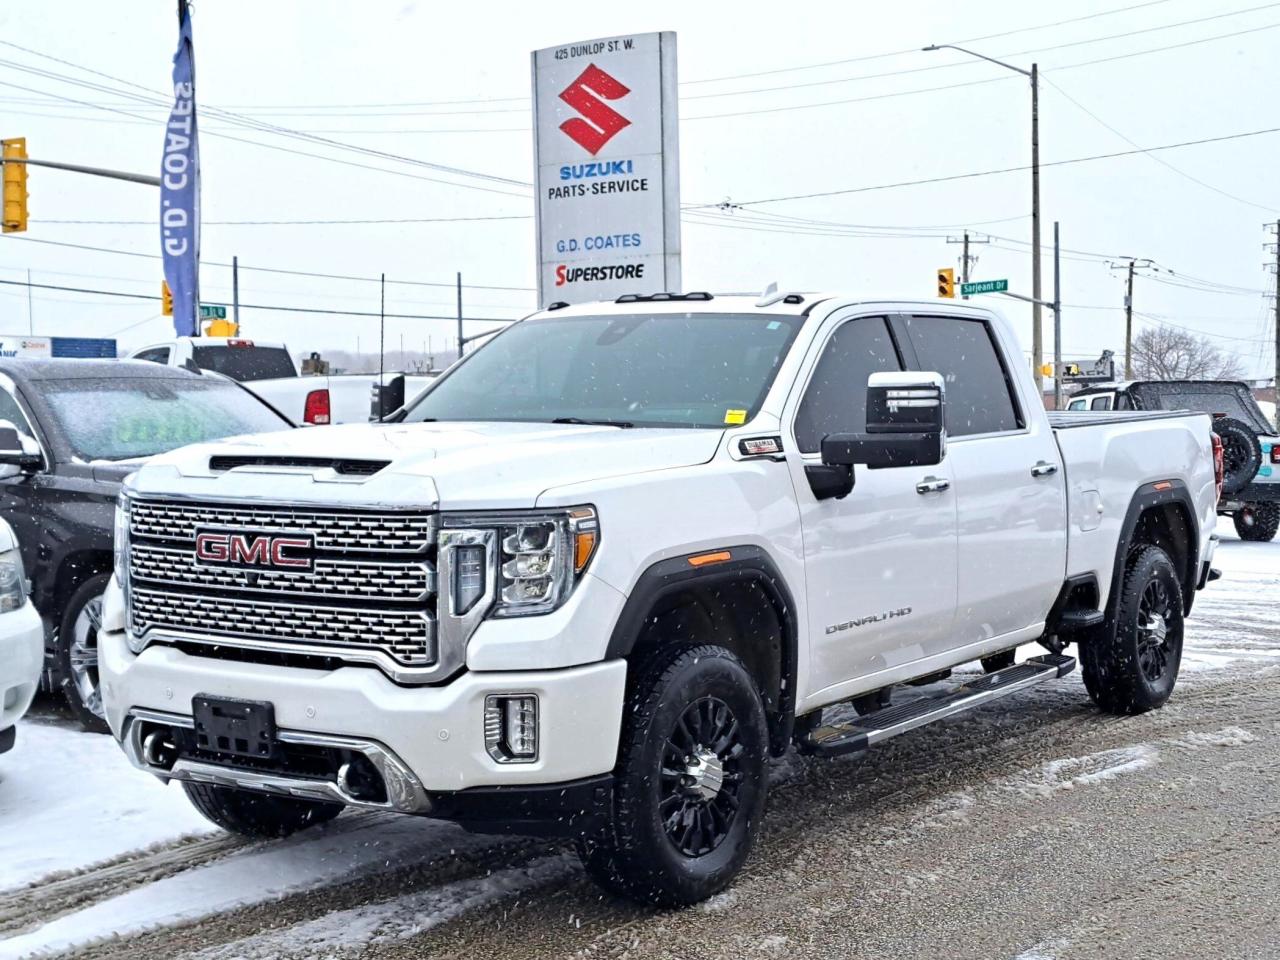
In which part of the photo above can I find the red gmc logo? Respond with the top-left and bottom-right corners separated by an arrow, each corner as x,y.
558,64 -> 631,156
194,529 -> 313,571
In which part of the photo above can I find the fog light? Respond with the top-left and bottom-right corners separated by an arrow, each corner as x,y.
484,694 -> 538,763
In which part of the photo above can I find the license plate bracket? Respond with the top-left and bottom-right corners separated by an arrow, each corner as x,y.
192,695 -> 277,760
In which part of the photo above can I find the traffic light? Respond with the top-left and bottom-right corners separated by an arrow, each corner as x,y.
2,137 -> 28,234
937,267 -> 955,299
161,281 -> 173,316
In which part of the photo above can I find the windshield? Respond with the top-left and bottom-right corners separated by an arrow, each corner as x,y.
42,377 -> 292,461
191,345 -> 297,381
403,312 -> 804,428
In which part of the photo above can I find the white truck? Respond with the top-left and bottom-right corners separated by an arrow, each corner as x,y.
0,514 -> 46,757
100,293 -> 1221,906
126,337 -> 437,426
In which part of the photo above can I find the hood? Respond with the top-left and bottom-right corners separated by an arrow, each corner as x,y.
130,421 -> 724,510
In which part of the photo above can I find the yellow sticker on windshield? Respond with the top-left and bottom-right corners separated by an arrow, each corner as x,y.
724,409 -> 747,425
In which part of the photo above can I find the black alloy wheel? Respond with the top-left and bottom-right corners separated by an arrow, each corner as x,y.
659,696 -> 745,858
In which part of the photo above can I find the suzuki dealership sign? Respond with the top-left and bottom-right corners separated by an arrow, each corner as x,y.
532,32 -> 681,307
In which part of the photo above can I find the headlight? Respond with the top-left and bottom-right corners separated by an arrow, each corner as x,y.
0,547 -> 27,614
113,493 -> 131,585
440,506 -> 598,620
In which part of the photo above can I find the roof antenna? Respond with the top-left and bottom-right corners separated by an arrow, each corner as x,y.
756,281 -> 783,308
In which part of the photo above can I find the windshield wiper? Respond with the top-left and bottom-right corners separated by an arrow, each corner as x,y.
551,416 -> 635,429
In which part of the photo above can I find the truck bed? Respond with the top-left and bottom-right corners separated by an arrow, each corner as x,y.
1047,410 -> 1199,429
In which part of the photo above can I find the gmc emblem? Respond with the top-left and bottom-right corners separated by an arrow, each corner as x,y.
194,528 -> 314,572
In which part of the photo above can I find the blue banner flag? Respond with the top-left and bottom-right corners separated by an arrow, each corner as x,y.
160,2 -> 200,336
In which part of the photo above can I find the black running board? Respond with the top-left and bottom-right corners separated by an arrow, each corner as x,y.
803,654 -> 1077,758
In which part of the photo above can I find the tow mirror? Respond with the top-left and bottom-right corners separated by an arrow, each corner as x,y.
821,372 -> 946,470
0,420 -> 42,472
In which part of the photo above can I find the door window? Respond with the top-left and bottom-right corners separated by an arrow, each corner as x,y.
1067,399 -> 1087,410
900,315 -> 1023,436
133,347 -> 171,365
794,316 -> 901,453
1090,395 -> 1112,411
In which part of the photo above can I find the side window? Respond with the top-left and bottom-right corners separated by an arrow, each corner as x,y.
1114,392 -> 1133,410
1090,396 -> 1112,411
901,315 -> 1023,437
0,388 -> 34,437
794,316 -> 901,453
134,347 -> 171,365
1068,399 -> 1087,411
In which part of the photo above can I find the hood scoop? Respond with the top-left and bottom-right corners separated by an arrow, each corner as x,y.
209,455 -> 390,477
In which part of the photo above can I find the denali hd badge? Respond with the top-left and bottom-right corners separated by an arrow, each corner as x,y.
194,528 -> 314,572
826,607 -> 912,634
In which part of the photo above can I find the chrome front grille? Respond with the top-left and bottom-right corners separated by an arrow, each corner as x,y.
129,588 -> 435,664
130,499 -> 435,553
130,544 -> 435,602
126,498 -> 439,676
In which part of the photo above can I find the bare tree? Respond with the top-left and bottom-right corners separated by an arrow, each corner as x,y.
1130,324 -> 1245,381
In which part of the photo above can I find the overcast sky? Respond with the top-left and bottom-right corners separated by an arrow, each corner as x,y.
1,0 -> 1277,380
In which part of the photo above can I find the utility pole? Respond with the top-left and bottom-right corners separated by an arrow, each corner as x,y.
1053,220 -> 1062,410
1030,62 -> 1043,394
1124,260 -> 1135,380
1271,221 -> 1280,416
456,272 -> 464,360
26,269 -> 33,335
923,44 -> 1042,389
946,231 -> 990,299
232,256 -> 240,329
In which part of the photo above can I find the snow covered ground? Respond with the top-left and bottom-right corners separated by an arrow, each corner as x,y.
0,720 -> 213,892
0,520 -> 1275,959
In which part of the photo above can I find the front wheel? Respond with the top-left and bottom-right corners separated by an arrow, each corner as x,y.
56,573 -> 111,733
1233,503 -> 1279,542
1081,545 -> 1184,715
182,782 -> 342,838
578,644 -> 769,906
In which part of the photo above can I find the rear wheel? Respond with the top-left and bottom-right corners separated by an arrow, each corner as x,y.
1233,502 -> 1279,542
182,782 -> 342,839
1081,545 -> 1184,715
578,644 -> 769,906
56,573 -> 111,733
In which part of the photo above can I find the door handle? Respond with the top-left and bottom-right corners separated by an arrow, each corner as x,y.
1031,461 -> 1059,478
915,476 -> 951,494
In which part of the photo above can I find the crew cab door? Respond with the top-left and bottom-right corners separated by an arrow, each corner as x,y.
784,312 -> 958,702
895,313 -> 1067,650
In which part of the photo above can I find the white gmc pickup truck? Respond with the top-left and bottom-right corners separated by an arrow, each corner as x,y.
100,293 -> 1221,906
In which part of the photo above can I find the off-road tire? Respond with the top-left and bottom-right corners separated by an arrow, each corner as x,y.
1233,502 -> 1279,542
182,782 -> 342,839
577,644 -> 769,906
1080,545 -> 1184,715
1213,417 -> 1262,496
56,572 -> 111,733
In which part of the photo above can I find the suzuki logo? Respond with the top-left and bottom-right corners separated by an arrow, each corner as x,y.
558,64 -> 631,156
194,529 -> 314,572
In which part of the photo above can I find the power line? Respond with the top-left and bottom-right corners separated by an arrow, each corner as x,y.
713,124 -> 1280,207
31,214 -> 534,226
684,20 -> 1280,121
0,278 -> 523,324
2,235 -> 536,292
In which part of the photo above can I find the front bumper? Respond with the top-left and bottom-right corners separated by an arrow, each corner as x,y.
0,600 -> 45,745
99,628 -> 627,805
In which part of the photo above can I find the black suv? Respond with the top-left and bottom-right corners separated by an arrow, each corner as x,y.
0,359 -> 294,730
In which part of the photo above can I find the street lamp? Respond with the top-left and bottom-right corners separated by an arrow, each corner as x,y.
924,43 -> 1043,393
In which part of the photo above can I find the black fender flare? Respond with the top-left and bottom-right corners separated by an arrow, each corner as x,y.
1108,479 -> 1201,619
605,545 -> 799,756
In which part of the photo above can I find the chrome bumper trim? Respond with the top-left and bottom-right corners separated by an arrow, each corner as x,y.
123,708 -> 431,814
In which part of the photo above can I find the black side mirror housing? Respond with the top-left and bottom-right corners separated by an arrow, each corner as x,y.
821,373 -> 946,470
0,422 -> 42,470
